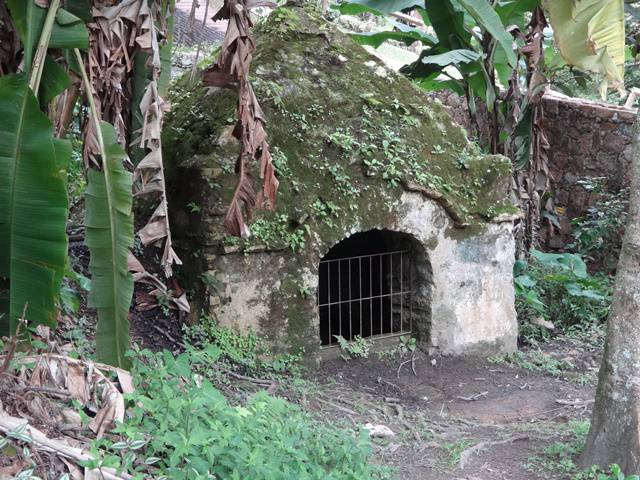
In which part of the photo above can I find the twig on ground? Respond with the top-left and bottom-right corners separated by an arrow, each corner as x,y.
397,351 -> 417,378
554,398 -> 594,407
457,391 -> 488,401
400,418 -> 421,443
458,435 -> 529,470
151,324 -> 186,348
315,396 -> 359,416
223,369 -> 279,394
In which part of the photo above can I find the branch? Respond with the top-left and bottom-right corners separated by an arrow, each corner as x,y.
0,413 -> 133,480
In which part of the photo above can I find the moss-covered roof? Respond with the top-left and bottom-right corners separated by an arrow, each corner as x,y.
164,3 -> 516,252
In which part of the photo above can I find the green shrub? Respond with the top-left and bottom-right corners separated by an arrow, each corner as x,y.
569,178 -> 628,272
514,250 -> 612,339
93,347 -> 389,480
183,315 -> 304,374
596,465 -> 640,480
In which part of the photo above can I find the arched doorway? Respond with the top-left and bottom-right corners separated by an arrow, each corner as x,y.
317,229 -> 432,348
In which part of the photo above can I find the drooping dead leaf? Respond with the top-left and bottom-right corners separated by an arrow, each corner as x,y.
203,0 -> 279,237
517,6 -> 552,250
81,0 -> 150,167
128,252 -> 190,313
18,354 -> 129,439
132,61 -> 182,278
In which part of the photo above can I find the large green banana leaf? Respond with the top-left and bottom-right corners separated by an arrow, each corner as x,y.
334,0 -> 422,15
6,0 -> 88,77
0,73 -> 69,334
85,122 -> 134,368
544,0 -> 625,96
458,0 -> 517,66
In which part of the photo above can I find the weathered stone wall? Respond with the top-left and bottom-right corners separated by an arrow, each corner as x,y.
432,90 -> 637,247
542,92 -> 636,246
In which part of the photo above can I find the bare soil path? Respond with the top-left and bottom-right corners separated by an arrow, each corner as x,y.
307,339 -> 600,480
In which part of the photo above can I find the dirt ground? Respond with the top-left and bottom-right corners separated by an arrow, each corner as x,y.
32,240 -> 603,479
307,339 -> 600,480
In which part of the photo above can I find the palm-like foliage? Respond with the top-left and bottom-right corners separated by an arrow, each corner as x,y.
85,124 -> 134,368
0,73 -> 70,334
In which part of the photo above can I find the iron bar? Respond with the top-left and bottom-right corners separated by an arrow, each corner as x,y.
318,249 -> 412,346
348,259 -> 352,339
327,262 -> 331,345
338,260 -> 342,339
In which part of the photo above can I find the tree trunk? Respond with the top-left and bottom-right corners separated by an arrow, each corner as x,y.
580,110 -> 640,473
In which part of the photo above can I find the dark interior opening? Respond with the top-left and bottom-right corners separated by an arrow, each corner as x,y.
317,229 -> 432,347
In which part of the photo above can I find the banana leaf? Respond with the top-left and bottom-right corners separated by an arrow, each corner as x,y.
6,0 -> 88,76
458,0 -> 517,67
0,73 -> 69,334
544,0 -> 625,96
334,0 -> 422,15
85,121 -> 134,368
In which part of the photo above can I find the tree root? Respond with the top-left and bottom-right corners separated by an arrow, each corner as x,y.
458,435 -> 529,470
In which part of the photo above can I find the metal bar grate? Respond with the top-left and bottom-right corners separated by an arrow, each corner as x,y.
318,250 -> 413,346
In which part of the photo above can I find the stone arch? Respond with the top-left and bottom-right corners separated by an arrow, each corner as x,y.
317,229 -> 432,350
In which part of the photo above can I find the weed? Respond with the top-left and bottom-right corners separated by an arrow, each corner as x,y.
89,346 -> 391,479
489,350 -> 575,377
247,214 -> 310,252
442,439 -> 474,466
184,316 -> 261,367
514,250 -> 612,343
525,420 -> 601,479
334,335 -> 373,360
569,178 -> 628,272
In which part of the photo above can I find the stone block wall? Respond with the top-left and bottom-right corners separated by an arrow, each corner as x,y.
542,92 -> 636,246
432,90 -> 637,247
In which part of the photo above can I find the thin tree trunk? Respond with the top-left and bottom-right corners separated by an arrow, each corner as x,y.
580,109 -> 640,473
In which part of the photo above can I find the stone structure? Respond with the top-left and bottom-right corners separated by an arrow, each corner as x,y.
164,4 -> 519,361
433,89 -> 637,247
542,91 -> 637,245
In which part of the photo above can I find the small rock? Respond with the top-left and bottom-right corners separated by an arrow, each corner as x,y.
531,317 -> 555,330
364,423 -> 395,438
61,408 -> 83,428
385,442 -> 401,453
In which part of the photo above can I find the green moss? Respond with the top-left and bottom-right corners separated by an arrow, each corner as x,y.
258,5 -> 302,35
163,4 -> 518,345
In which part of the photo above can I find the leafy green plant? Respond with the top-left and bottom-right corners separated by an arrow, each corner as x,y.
334,335 -> 373,359
489,350 -> 575,377
569,178 -> 629,271
525,420 -> 589,478
514,250 -> 611,338
93,346 -> 390,480
184,315 -> 262,368
246,214 -> 310,252
594,465 -> 640,480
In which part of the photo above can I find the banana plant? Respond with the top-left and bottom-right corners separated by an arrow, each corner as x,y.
336,0 -> 533,153
74,47 -> 135,368
0,0 -> 86,335
545,0 -> 626,97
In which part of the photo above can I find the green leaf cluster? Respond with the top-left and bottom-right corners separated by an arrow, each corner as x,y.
514,250 -> 612,334
95,347 -> 390,480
